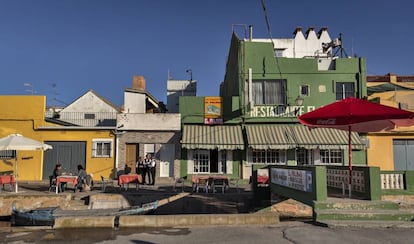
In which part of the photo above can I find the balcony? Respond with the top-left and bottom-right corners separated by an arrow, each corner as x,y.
45,111 -> 117,127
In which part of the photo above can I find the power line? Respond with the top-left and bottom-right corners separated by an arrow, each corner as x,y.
259,0 -> 282,78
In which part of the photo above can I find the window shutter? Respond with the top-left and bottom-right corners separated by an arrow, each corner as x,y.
92,142 -> 97,157
187,150 -> 194,174
226,151 -> 233,174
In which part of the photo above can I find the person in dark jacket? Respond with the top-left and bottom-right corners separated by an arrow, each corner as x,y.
52,164 -> 66,192
76,164 -> 87,192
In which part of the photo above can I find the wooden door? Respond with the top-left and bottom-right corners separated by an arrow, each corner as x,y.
125,144 -> 139,173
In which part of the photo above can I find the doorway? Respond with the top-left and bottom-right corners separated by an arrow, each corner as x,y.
125,143 -> 139,174
393,139 -> 414,170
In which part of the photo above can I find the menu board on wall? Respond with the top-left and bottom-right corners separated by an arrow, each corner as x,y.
270,168 -> 312,192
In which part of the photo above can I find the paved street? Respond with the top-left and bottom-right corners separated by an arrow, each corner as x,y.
1,221 -> 413,244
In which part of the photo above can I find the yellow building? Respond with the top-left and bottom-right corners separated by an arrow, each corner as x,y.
0,95 -> 117,181
367,74 -> 414,170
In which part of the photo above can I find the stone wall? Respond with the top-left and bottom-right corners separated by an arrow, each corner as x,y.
0,194 -> 71,216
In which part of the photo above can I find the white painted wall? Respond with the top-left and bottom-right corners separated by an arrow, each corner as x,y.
62,91 -> 117,113
124,92 -> 146,113
248,27 -> 332,58
167,79 -> 197,113
117,113 -> 181,131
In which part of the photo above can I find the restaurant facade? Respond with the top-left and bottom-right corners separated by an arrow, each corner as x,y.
179,27 -> 369,180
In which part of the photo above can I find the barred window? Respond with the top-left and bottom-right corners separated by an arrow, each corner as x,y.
193,150 -> 210,173
251,149 -> 286,164
320,149 -> 343,164
92,139 -> 112,158
0,150 -> 16,159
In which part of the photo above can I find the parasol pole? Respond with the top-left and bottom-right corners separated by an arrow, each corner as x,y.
348,125 -> 352,198
15,153 -> 18,193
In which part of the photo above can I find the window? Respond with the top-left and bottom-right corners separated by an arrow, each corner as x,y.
0,150 -> 16,159
336,82 -> 354,100
92,139 -> 112,157
251,149 -> 286,164
252,79 -> 287,105
219,150 -> 227,173
274,49 -> 285,57
84,113 -> 96,119
320,149 -> 343,164
296,148 -> 312,165
300,85 -> 310,96
193,150 -> 210,173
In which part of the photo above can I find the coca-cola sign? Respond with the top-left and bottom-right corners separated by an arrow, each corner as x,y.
316,119 -> 336,125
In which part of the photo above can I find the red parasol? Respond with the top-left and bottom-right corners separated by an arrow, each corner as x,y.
298,97 -> 414,196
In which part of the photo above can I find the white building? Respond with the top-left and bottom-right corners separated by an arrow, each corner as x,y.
166,79 -> 197,113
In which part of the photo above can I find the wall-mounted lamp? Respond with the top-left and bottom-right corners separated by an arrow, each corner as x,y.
295,96 -> 304,106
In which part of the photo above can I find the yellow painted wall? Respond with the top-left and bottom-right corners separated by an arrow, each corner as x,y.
0,96 -> 115,181
368,133 -> 414,170
367,134 -> 394,170
39,129 -> 116,181
367,87 -> 414,170
0,96 -> 47,181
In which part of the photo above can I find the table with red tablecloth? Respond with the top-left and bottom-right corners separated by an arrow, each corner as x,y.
118,174 -> 142,190
0,175 -> 15,192
56,175 -> 78,194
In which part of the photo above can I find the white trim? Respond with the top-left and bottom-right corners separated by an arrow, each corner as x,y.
92,138 -> 113,158
187,150 -> 194,174
226,150 -> 233,174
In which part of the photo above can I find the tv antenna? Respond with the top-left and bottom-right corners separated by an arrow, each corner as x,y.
50,83 -> 67,106
323,33 -> 349,58
23,83 -> 36,94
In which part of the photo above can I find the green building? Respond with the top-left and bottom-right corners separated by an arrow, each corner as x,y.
180,27 -> 368,180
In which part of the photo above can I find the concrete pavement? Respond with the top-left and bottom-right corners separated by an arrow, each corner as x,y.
2,179 -> 414,230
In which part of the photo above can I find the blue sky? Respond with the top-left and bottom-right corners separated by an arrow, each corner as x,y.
0,0 -> 413,108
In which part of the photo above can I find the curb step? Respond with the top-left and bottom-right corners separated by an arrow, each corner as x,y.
317,220 -> 414,229
315,209 -> 414,222
314,200 -> 400,211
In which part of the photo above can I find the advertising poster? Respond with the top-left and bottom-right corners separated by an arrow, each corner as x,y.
271,168 -> 312,192
204,96 -> 223,124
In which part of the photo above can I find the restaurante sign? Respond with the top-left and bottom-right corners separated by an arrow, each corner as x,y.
250,105 -> 315,118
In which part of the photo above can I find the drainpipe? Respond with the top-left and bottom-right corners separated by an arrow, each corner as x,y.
248,68 -> 253,108
112,130 -> 126,178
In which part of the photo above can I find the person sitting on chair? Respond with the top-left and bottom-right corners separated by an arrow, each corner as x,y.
76,164 -> 87,192
52,164 -> 66,192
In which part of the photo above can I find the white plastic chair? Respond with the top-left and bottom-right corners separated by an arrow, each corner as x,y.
196,178 -> 209,193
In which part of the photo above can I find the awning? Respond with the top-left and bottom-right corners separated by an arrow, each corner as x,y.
245,125 -> 296,150
182,125 -> 244,150
290,125 -> 366,150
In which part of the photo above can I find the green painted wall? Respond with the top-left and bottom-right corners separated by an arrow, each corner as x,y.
179,96 -> 205,124
179,33 -> 369,180
367,167 -> 381,200
220,35 -> 368,123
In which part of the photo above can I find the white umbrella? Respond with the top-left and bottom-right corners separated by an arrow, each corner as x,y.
0,134 -> 52,193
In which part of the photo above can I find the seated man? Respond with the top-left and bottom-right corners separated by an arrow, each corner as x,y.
76,164 -> 87,192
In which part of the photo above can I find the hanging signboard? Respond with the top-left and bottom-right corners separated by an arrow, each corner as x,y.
204,96 -> 223,125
